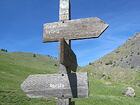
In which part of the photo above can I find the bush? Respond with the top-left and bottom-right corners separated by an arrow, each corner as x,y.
0,49 -> 8,52
54,64 -> 58,66
89,62 -> 92,65
105,60 -> 113,65
120,58 -> 123,61
115,50 -> 120,53
33,54 -> 36,57
131,66 -> 134,69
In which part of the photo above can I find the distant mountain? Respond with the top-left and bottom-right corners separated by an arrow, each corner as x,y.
81,33 -> 140,85
90,32 -> 140,69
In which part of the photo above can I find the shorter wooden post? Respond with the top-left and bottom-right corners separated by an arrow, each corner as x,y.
57,39 -> 72,105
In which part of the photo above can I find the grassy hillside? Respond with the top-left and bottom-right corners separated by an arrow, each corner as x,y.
84,33 -> 140,84
0,51 -> 58,105
80,33 -> 140,104
0,32 -> 140,105
89,33 -> 140,69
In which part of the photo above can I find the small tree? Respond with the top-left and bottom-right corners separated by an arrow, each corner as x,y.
33,54 -> 36,57
89,62 -> 92,65
54,64 -> 57,66
0,49 -> 8,52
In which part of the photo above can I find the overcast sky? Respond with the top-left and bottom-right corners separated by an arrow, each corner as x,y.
0,0 -> 140,66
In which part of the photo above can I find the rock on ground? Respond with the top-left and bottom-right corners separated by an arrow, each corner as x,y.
122,87 -> 136,97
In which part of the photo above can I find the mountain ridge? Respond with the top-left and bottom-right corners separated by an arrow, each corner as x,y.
89,32 -> 140,70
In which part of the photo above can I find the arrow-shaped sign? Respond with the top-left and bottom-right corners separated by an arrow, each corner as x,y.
21,73 -> 88,99
43,17 -> 108,42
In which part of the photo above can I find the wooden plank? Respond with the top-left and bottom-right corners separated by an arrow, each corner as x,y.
60,38 -> 77,72
59,0 -> 70,21
21,73 -> 88,99
43,17 -> 109,42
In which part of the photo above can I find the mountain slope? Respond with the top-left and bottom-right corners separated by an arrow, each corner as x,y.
90,32 -> 140,69
79,33 -> 140,105
0,51 -> 58,105
81,33 -> 140,85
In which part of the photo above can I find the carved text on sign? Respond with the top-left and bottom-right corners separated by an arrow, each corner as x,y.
43,17 -> 109,42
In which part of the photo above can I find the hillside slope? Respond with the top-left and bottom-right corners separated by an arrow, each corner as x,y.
81,33 -> 140,86
0,51 -> 58,105
79,33 -> 140,105
90,32 -> 140,69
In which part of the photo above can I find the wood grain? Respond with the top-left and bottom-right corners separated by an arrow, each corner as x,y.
59,0 -> 70,21
60,38 -> 77,72
43,17 -> 109,42
21,73 -> 88,99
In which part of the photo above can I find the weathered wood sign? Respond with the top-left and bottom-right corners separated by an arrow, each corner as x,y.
21,73 -> 88,98
60,38 -> 77,72
43,17 -> 108,42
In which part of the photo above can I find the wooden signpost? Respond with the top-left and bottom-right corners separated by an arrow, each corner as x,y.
21,0 -> 109,105
21,73 -> 88,98
43,17 -> 108,42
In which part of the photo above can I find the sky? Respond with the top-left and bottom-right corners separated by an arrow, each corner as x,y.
0,0 -> 140,66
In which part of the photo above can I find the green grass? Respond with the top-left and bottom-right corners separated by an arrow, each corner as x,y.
0,51 -> 57,105
75,76 -> 140,105
0,51 -> 140,105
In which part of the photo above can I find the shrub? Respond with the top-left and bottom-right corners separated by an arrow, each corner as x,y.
105,60 -> 113,65
131,66 -> 134,69
33,54 -> 36,57
0,49 -> 8,52
89,62 -> 92,65
54,64 -> 58,66
108,76 -> 111,79
120,58 -> 123,61
115,50 -> 120,53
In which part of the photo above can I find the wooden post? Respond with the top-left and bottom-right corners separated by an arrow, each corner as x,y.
59,0 -> 70,21
58,40 -> 74,105
57,0 -> 72,105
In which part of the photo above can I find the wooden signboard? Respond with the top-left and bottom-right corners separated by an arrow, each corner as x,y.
21,73 -> 88,99
43,17 -> 108,42
60,38 -> 77,72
